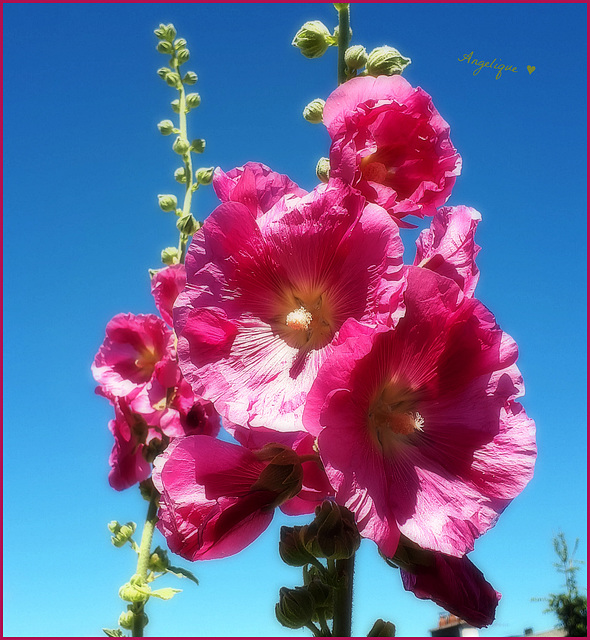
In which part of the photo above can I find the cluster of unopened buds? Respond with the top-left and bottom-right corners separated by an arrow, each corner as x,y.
94,8 -> 536,637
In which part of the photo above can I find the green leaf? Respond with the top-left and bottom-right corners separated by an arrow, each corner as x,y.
167,565 -> 199,585
150,587 -> 182,600
102,628 -> 124,637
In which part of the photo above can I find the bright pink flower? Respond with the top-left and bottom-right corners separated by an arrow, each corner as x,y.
414,205 -> 481,297
213,161 -> 307,217
393,537 -> 500,628
92,313 -> 175,398
175,179 -> 405,432
151,264 -> 186,327
153,436 -> 328,560
323,75 -> 461,222
304,267 -> 536,558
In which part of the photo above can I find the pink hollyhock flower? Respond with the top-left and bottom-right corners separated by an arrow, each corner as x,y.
323,75 -> 462,222
414,205 -> 481,297
175,179 -> 405,432
151,264 -> 186,327
213,161 -> 307,217
92,313 -> 175,398
303,266 -> 536,558
153,436 -> 330,560
392,536 -> 500,628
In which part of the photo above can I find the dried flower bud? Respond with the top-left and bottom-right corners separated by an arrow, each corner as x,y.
303,98 -> 325,124
195,166 -> 214,185
176,214 -> 200,236
366,46 -> 411,77
156,41 -> 174,55
302,501 -> 360,560
157,119 -> 175,136
345,44 -> 368,70
157,194 -> 177,212
174,167 -> 187,183
292,21 -> 333,59
190,138 -> 206,154
172,136 -> 190,155
316,157 -> 330,184
161,247 -> 180,265
279,526 -> 317,566
367,619 -> 397,637
183,71 -> 198,85
185,92 -> 201,109
275,587 -> 315,629
154,23 -> 176,42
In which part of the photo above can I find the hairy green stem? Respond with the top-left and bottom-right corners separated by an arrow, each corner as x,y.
336,4 -> 351,85
332,554 -> 355,637
131,496 -> 158,637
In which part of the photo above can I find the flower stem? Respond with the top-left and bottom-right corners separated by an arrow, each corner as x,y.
131,495 -> 158,637
336,4 -> 351,85
332,554 -> 355,637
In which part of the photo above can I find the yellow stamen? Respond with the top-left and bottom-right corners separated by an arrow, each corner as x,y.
285,307 -> 313,332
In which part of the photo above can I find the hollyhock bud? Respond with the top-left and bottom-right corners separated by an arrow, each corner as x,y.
157,194 -> 177,212
367,619 -> 396,636
190,138 -> 206,154
157,119 -> 175,136
315,157 -> 330,183
161,247 -> 180,265
302,501 -> 360,560
110,521 -> 136,547
185,92 -> 200,109
172,136 -> 190,155
195,166 -> 214,185
174,167 -> 187,183
174,38 -> 187,50
154,23 -> 176,42
119,578 -> 151,603
156,41 -> 174,55
366,45 -> 411,76
303,98 -> 325,124
183,71 -> 198,85
170,99 -> 180,114
118,610 -> 140,631
292,21 -> 333,59
176,213 -> 200,236
275,587 -> 315,629
345,44 -> 368,70
165,72 -> 181,88
279,526 -> 317,566
306,579 -> 333,620
176,48 -> 190,65
148,546 -> 170,573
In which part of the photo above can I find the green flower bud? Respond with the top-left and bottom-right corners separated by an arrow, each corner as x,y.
156,41 -> 174,55
303,98 -> 325,124
161,247 -> 180,265
170,99 -> 180,114
157,194 -> 177,212
157,66 -> 173,80
307,579 -> 333,622
148,546 -> 170,573
367,619 -> 397,637
302,501 -> 360,560
176,48 -> 190,65
118,610 -> 135,631
316,157 -> 330,184
279,526 -> 317,567
183,71 -> 198,85
366,46 -> 411,77
292,21 -> 333,59
195,167 -> 215,186
174,38 -> 187,50
119,580 -> 151,603
172,136 -> 190,155
174,167 -> 187,183
107,520 -> 120,534
185,92 -> 201,109
110,521 -> 136,548
176,214 -> 200,236
345,44 -> 368,70
157,119 -> 175,136
275,587 -> 315,629
154,23 -> 176,42
165,72 -> 181,88
190,138 -> 206,154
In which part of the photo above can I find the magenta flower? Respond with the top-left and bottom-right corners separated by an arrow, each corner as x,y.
151,264 -> 186,327
323,75 -> 462,222
303,267 -> 536,558
393,536 -> 500,627
213,161 -> 307,217
92,313 -> 175,398
153,436 -> 329,560
414,205 -> 481,297
175,178 -> 405,432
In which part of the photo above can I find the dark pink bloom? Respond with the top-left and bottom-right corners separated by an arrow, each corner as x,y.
393,537 -> 500,627
304,267 -> 536,558
92,313 -> 175,398
175,179 -> 405,433
213,161 -> 307,217
414,205 -> 481,297
153,436 -> 327,560
323,75 -> 461,221
151,264 -> 186,327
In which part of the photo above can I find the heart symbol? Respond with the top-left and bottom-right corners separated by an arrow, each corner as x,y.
527,65 -> 536,75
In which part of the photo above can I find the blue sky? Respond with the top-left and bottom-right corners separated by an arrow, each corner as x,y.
3,2 -> 587,638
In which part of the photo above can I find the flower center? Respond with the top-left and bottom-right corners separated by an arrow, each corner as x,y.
280,290 -> 335,350
367,381 -> 423,454
134,347 -> 159,379
285,307 -> 313,332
